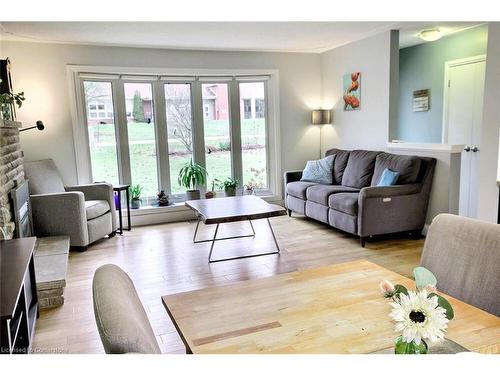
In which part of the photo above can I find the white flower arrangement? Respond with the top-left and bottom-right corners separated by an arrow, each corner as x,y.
380,267 -> 455,354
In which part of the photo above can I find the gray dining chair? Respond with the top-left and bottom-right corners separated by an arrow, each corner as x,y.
92,264 -> 161,354
420,213 -> 500,317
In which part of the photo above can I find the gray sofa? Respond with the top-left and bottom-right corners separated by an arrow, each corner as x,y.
284,148 -> 436,246
24,159 -> 117,250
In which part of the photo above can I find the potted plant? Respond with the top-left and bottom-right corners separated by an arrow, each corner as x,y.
219,177 -> 239,197
157,190 -> 169,206
0,89 -> 25,121
205,180 -> 216,199
129,185 -> 143,209
178,159 -> 207,200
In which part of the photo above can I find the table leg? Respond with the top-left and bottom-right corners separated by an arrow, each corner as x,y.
116,191 -> 123,235
126,188 -> 131,231
195,218 -> 281,263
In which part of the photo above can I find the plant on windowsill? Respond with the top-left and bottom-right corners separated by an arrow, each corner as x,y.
157,190 -> 169,206
205,180 -> 217,199
379,266 -> 454,354
129,184 -> 143,209
178,159 -> 207,201
218,177 -> 239,197
0,84 -> 25,121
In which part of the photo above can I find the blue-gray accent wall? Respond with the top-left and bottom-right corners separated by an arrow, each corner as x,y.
396,25 -> 488,143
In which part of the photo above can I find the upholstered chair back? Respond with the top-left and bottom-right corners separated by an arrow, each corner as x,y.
93,264 -> 161,354
420,214 -> 500,317
24,159 -> 65,195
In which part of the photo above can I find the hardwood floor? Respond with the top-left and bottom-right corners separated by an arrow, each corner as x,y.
32,214 -> 424,354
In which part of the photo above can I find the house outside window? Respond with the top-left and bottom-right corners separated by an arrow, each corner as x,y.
255,99 -> 265,118
243,99 -> 252,119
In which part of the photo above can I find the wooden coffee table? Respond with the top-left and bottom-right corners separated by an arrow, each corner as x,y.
162,260 -> 500,354
185,195 -> 286,263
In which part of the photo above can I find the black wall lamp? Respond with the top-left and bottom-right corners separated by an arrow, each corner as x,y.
19,120 -> 45,132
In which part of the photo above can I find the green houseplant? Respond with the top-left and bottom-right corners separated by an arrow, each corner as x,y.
0,89 -> 25,121
178,159 -> 207,200
218,177 -> 239,197
129,185 -> 143,209
205,180 -> 216,199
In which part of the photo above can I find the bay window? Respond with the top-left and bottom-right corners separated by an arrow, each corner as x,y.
75,69 -> 277,205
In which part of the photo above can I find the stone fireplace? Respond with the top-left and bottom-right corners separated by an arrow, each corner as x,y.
0,119 -> 24,239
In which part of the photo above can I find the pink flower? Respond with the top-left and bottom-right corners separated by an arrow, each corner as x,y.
423,284 -> 437,293
380,280 -> 396,298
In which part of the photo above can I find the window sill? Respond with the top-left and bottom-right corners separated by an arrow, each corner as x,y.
125,194 -> 283,217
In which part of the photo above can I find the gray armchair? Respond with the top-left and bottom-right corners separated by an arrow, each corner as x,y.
24,159 -> 117,250
93,264 -> 161,354
420,214 -> 500,317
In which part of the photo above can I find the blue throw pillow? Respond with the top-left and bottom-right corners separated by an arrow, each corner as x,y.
377,168 -> 400,186
301,155 -> 335,184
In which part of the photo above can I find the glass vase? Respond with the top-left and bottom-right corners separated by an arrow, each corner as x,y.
1,104 -> 12,121
394,336 -> 428,354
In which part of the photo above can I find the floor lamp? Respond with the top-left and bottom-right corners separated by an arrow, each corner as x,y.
311,109 -> 332,158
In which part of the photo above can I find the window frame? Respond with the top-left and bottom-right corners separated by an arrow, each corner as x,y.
68,66 -> 282,202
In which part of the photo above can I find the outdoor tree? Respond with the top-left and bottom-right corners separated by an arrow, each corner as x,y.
166,85 -> 193,153
132,90 -> 145,122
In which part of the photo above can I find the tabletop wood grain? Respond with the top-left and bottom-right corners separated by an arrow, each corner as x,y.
162,260 -> 500,354
185,196 -> 286,224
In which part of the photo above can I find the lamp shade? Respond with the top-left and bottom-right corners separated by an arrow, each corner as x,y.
311,109 -> 332,125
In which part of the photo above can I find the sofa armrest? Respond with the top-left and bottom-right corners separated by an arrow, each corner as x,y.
66,183 -> 117,231
30,191 -> 89,246
359,184 -> 421,200
284,170 -> 303,186
357,183 -> 426,237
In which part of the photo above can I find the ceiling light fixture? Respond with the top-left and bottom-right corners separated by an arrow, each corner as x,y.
418,28 -> 443,42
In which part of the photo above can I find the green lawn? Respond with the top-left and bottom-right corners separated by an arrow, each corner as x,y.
88,119 -> 265,143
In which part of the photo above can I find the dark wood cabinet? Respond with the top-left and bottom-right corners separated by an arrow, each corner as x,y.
1,237 -> 38,354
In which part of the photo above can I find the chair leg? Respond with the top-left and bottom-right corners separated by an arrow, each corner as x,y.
72,246 -> 88,252
287,209 -> 292,217
360,237 -> 366,248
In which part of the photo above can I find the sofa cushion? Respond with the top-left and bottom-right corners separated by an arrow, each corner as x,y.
301,154 -> 335,184
306,184 -> 360,205
341,150 -> 381,188
24,159 -> 65,195
328,192 -> 359,216
325,148 -> 350,184
371,153 -> 422,186
286,181 -> 317,200
85,200 -> 111,220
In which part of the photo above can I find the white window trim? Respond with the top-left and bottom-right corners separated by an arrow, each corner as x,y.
67,65 -> 282,199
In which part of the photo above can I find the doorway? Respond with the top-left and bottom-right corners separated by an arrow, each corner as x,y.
442,55 -> 486,218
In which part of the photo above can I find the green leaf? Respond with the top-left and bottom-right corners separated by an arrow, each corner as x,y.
394,284 -> 408,296
429,293 -> 454,320
413,266 -> 437,290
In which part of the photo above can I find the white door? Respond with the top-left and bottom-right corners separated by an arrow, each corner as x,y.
443,56 -> 486,218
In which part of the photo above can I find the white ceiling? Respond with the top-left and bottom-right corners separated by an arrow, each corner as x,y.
0,22 -> 484,53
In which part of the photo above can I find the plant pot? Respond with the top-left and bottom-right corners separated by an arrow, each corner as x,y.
186,190 -> 201,200
131,198 -> 141,209
205,191 -> 215,199
225,188 -> 236,197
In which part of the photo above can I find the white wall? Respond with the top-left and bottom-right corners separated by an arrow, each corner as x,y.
477,22 -> 500,222
1,41 -> 321,186
320,31 -> 396,152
